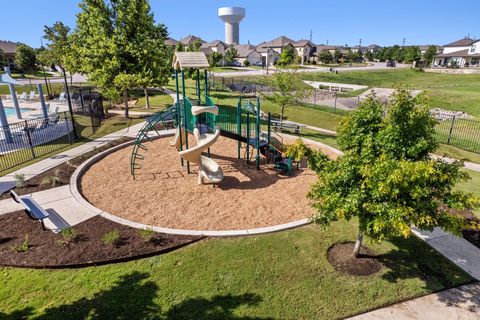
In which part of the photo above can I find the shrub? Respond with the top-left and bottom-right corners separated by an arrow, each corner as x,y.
14,173 -> 26,188
58,227 -> 78,245
12,235 -> 30,253
101,230 -> 120,246
138,228 -> 155,242
41,175 -> 61,188
243,60 -> 250,67
285,139 -> 311,162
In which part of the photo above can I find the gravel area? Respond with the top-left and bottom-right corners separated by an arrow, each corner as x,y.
80,136 -> 323,231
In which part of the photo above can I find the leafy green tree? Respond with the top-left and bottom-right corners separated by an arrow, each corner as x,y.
208,51 -> 223,67
187,39 -> 202,52
307,90 -> 479,257
263,70 -> 312,122
364,50 -> 374,62
333,49 -> 342,63
15,44 -> 37,72
423,46 -> 438,66
403,46 -> 421,64
73,0 -> 170,117
224,45 -> 238,65
175,42 -> 184,52
278,45 -> 296,65
318,50 -> 333,65
0,48 -> 6,67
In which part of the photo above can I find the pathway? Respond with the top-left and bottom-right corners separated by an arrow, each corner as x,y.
348,283 -> 480,320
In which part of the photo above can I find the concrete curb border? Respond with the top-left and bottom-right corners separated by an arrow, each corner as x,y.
70,133 -> 311,237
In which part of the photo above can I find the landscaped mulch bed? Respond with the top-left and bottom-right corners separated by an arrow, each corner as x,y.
448,207 -> 480,250
327,242 -> 382,276
0,211 -> 203,268
0,137 -> 133,200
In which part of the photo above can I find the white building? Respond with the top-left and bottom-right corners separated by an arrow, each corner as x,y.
433,38 -> 480,68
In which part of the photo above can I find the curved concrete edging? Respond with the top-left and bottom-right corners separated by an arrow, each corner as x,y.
70,132 -> 311,237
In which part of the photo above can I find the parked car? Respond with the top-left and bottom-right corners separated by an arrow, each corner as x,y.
386,60 -> 396,67
254,61 -> 264,67
231,61 -> 242,67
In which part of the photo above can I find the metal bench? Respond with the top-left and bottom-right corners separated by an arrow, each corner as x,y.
271,121 -> 302,134
10,190 -> 50,230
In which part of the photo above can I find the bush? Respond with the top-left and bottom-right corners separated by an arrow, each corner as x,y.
138,228 -> 155,242
243,60 -> 250,67
12,235 -> 30,253
14,173 -> 26,188
58,227 -> 78,245
101,230 -> 120,246
41,175 -> 61,188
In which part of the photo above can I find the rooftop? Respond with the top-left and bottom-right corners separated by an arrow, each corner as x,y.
0,40 -> 17,54
444,37 -> 476,47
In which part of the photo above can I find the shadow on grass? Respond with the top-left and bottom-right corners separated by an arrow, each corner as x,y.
377,235 -> 479,311
166,293 -> 275,320
35,271 -> 160,320
0,307 -> 35,320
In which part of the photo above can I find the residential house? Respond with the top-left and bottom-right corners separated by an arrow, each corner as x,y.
256,36 -> 296,64
233,44 -> 262,66
433,37 -> 480,68
201,40 -> 228,56
417,45 -> 441,55
0,40 -> 17,69
367,44 -> 382,54
179,35 -> 205,50
293,40 -> 315,64
165,38 -> 179,48
351,45 -> 367,53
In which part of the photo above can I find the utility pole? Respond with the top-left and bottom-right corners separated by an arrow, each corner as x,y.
402,38 -> 406,48
309,30 -> 313,42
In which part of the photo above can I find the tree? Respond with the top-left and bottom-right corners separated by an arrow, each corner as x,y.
278,45 -> 296,65
175,42 -> 184,52
318,50 -> 333,65
224,45 -> 238,65
307,90 -> 479,258
263,70 -> 312,122
208,51 -> 223,67
423,46 -> 438,66
0,48 -> 6,67
187,39 -> 202,52
73,0 -> 170,117
333,49 -> 342,63
15,44 -> 37,73
364,50 -> 374,62
403,46 -> 421,64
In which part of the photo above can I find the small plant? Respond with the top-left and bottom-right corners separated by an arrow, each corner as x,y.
138,228 -> 154,242
101,230 -> 120,246
12,235 -> 30,253
285,139 -> 311,162
58,227 -> 78,246
14,173 -> 26,188
41,175 -> 61,188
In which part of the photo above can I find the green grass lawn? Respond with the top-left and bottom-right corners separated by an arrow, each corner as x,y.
126,89 -> 174,112
455,169 -> 480,219
0,221 -> 472,319
301,69 -> 480,118
210,67 -> 247,73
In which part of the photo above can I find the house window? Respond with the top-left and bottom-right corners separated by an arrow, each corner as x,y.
471,45 -> 476,53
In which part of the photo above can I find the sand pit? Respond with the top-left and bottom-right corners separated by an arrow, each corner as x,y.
80,136 -> 324,231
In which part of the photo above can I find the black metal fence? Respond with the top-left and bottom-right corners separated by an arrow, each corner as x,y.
435,116 -> 480,154
0,112 -> 74,172
209,76 -> 272,94
0,90 -> 106,173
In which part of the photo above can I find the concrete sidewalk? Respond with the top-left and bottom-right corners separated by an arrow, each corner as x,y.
348,283 -> 480,320
0,121 -> 146,194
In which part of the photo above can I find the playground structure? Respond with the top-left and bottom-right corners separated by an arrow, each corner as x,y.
130,51 -> 293,182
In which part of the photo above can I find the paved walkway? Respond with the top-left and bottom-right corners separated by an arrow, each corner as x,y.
348,283 -> 480,320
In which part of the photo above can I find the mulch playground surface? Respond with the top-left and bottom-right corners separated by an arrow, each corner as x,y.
0,211 -> 203,268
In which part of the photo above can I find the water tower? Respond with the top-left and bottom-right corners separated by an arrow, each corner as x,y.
218,7 -> 245,45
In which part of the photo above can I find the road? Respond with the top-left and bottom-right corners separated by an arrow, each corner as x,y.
214,62 -> 410,77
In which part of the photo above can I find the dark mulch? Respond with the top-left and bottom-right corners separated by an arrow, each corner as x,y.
0,211 -> 203,268
446,207 -> 480,249
0,137 -> 133,200
327,242 -> 382,276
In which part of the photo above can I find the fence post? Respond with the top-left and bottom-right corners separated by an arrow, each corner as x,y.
447,116 -> 456,145
334,94 -> 337,113
24,120 -> 36,159
65,112 -> 72,144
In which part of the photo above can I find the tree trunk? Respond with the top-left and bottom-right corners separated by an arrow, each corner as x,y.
123,89 -> 129,118
280,105 -> 285,123
70,74 -> 73,87
144,87 -> 150,110
353,232 -> 363,258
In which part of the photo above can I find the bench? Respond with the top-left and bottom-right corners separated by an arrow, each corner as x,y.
10,190 -> 50,230
271,121 -> 302,134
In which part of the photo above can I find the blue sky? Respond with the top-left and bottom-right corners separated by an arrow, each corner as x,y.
0,0 -> 478,48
